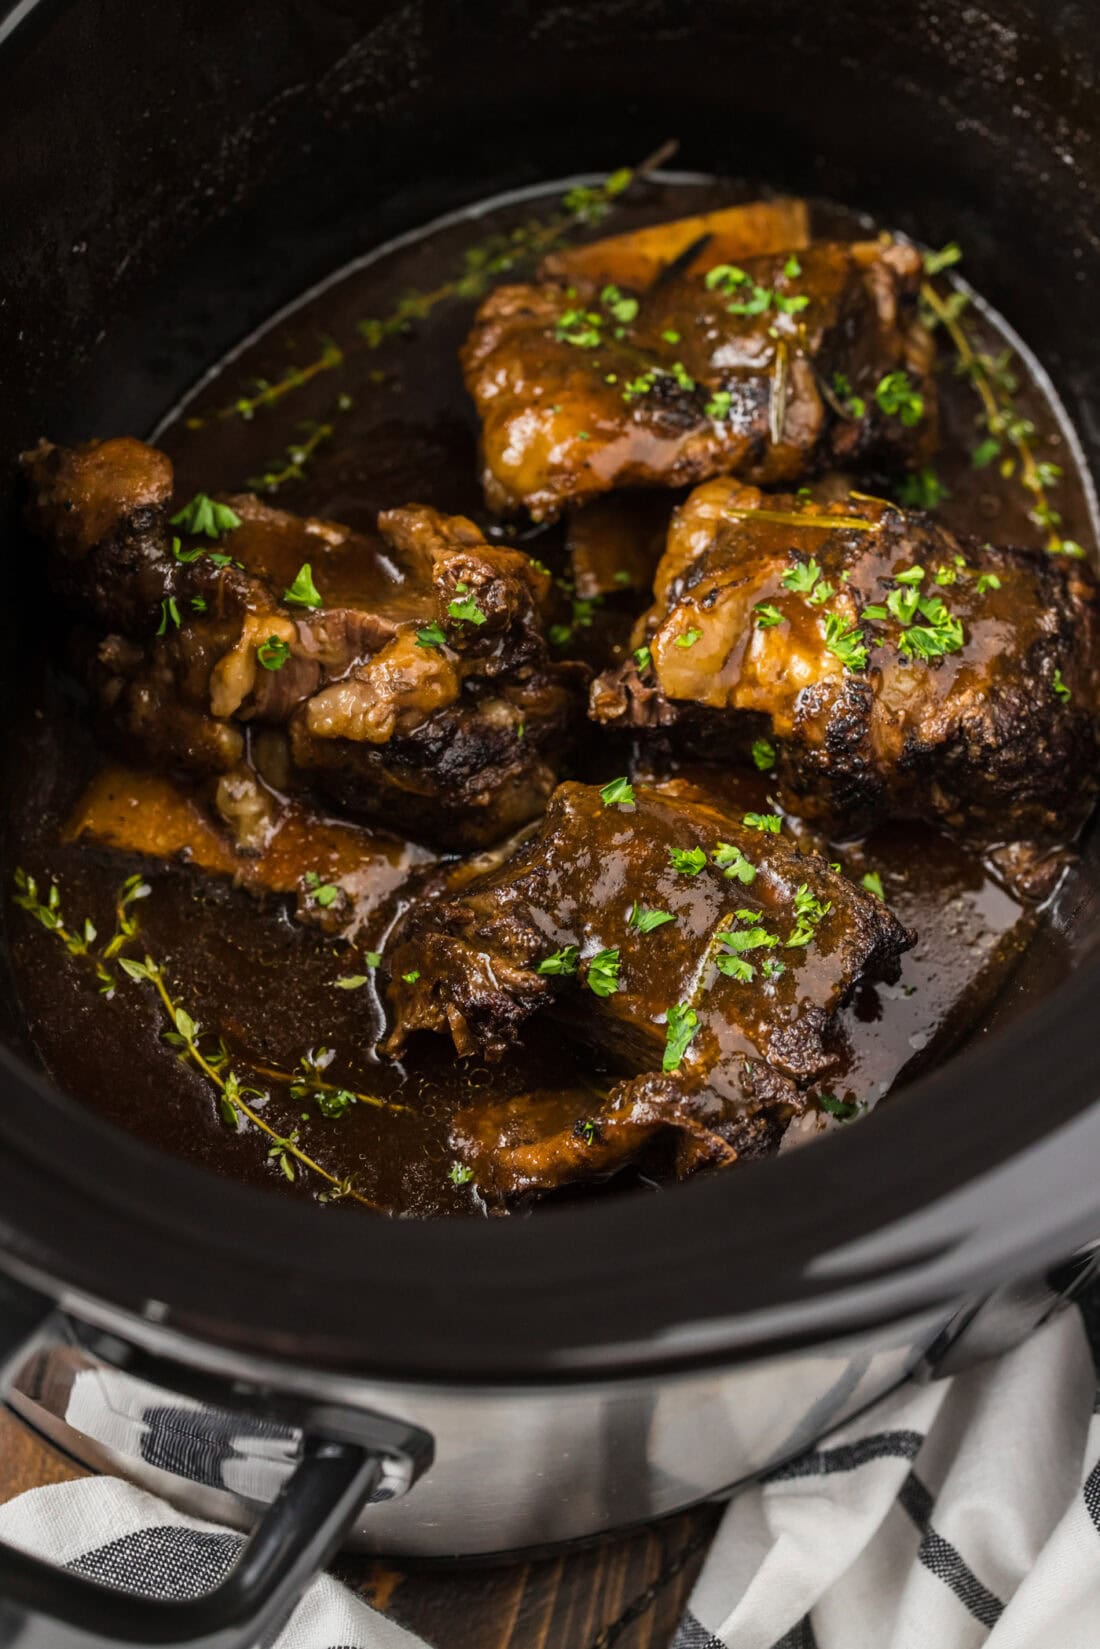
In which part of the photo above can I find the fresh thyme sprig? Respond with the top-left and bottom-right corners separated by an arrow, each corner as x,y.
13,870 -> 401,1208
188,339 -> 345,429
247,418 -> 337,494
12,869 -> 119,994
920,273 -> 1079,556
117,954 -> 385,1207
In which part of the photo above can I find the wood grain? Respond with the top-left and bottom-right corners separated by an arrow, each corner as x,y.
0,1406 -> 717,1648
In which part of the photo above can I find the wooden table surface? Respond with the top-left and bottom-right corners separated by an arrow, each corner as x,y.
0,1407 -> 720,1648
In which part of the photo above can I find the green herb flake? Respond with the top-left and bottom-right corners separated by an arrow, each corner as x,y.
586,948 -> 621,998
256,635 -> 291,671
662,1003 -> 699,1071
861,871 -> 885,901
783,254 -> 803,279
897,467 -> 950,510
600,776 -> 636,807
975,573 -> 1001,595
676,626 -> 703,649
416,621 -> 448,648
283,563 -> 323,608
972,436 -> 1002,469
170,493 -> 242,539
743,812 -> 782,834
712,842 -> 757,885
875,370 -> 924,428
754,603 -> 784,629
819,1091 -> 860,1120
448,593 -> 488,626
661,328 -> 682,344
634,644 -> 652,671
1053,667 -> 1072,702
823,610 -> 869,671
536,945 -> 580,977
629,903 -> 675,934
705,389 -> 732,421
334,974 -> 369,990
449,1161 -> 474,1186
155,597 -> 181,637
304,871 -> 339,908
752,738 -> 776,771
781,558 -> 821,596
668,846 -> 708,875
401,969 -> 421,984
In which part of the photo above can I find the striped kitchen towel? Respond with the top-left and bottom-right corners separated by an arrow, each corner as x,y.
0,1305 -> 1096,1648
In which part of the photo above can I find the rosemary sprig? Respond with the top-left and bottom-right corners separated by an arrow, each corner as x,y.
920,277 -> 1077,555
723,506 -> 882,533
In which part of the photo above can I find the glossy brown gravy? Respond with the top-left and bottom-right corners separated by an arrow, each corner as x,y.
4,174 -> 1091,1217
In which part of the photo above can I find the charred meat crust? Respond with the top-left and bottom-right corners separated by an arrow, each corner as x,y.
20,438 -> 583,850
591,480 -> 1100,858
385,781 -> 913,1191
461,239 -> 935,520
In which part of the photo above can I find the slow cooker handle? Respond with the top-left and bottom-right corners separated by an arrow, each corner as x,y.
0,1273 -> 422,1648
0,1435 -> 381,1649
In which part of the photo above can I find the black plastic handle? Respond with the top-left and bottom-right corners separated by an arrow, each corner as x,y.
0,1273 -> 427,1648
0,1435 -> 380,1648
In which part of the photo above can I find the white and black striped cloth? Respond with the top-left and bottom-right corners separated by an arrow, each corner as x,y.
0,1307 -> 1097,1648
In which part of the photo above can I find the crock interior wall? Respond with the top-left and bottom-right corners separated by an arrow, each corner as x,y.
3,0 -> 1099,1056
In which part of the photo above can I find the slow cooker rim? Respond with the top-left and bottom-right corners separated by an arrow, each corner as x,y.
0,927 -> 1096,1383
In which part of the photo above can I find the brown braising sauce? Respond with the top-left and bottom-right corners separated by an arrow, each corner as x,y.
5,174 -> 1093,1217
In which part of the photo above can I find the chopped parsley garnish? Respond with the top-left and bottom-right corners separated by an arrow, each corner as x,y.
971,436 -> 1001,469
586,948 -> 621,997
784,254 -> 802,279
555,307 -> 603,348
256,635 -> 291,671
712,842 -> 757,885
743,812 -> 782,833
155,597 -> 181,636
676,626 -> 703,648
781,558 -> 821,595
897,467 -> 950,510
629,903 -> 675,934
861,871 -> 885,900
661,328 -> 681,344
284,563 -> 322,608
752,738 -> 776,771
170,493 -> 241,539
634,644 -> 652,671
191,597 -> 207,613
172,536 -> 204,565
875,370 -> 924,428
895,566 -> 926,586
716,953 -> 755,982
623,371 -> 658,402
823,610 -> 869,671
705,389 -> 732,421
364,951 -> 382,969
896,593 -> 965,661
449,1161 -> 474,1186
819,1091 -> 860,1120
662,1003 -> 699,1070
975,573 -> 1001,595
862,603 -> 889,621
668,846 -> 707,875
762,957 -> 786,980
721,925 -> 777,953
576,1118 -> 600,1145
1053,668 -> 1071,702
754,603 -> 784,629
600,284 -> 639,324
448,589 -> 487,626
600,776 -> 635,807
787,882 -> 832,948
401,970 -> 421,984
416,621 -> 447,648
537,945 -> 579,977
304,871 -> 339,908
334,974 -> 369,990
831,371 -> 866,419
705,263 -> 750,294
